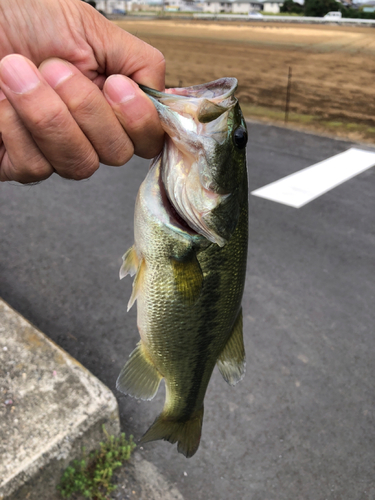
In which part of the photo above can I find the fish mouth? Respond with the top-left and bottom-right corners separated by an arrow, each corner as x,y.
141,79 -> 237,247
140,78 -> 237,123
141,78 -> 237,99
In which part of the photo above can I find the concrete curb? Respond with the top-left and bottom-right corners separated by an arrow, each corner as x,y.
0,298 -> 120,500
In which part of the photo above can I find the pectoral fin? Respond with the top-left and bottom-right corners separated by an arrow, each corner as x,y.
217,308 -> 246,386
171,252 -> 203,305
120,245 -> 139,279
127,258 -> 146,311
116,342 -> 162,401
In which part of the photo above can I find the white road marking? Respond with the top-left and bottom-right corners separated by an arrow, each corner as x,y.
251,148 -> 375,208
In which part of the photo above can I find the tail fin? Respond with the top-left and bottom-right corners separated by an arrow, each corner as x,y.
140,407 -> 204,458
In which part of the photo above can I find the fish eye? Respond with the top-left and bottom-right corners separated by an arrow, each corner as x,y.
233,127 -> 248,150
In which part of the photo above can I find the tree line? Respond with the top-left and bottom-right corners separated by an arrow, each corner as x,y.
281,0 -> 375,18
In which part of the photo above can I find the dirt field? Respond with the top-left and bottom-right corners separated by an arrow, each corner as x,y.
114,18 -> 375,141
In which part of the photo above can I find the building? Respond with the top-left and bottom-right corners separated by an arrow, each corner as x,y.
165,0 -> 202,10
231,0 -> 262,13
262,0 -> 283,12
96,0 -> 283,13
199,0 -> 284,14
96,0 -> 168,13
96,0 -> 127,13
199,1 -> 232,12
361,0 -> 375,11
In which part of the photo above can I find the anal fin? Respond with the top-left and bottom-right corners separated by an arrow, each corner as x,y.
116,342 -> 162,401
217,308 -> 246,386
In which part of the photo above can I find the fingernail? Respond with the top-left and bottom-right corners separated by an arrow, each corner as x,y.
104,75 -> 136,105
40,59 -> 74,88
0,89 -> 5,101
0,55 -> 40,94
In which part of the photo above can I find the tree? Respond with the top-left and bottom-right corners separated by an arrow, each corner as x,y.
304,0 -> 341,16
281,0 -> 304,13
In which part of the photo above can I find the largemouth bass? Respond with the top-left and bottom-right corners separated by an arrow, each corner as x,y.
117,78 -> 248,458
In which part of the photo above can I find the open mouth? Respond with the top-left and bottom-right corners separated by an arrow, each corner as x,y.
142,77 -> 238,102
143,78 -> 237,248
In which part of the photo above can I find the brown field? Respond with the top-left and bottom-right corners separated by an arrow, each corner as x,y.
114,18 -> 375,141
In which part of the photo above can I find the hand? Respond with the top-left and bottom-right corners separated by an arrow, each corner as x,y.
0,0 -> 165,183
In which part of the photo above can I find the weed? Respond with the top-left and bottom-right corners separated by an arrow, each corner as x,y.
57,426 -> 136,500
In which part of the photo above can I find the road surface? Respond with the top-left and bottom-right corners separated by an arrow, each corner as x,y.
1,123 -> 374,500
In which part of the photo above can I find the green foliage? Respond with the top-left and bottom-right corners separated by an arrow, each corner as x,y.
303,0 -> 341,16
301,0 -> 375,18
340,6 -> 375,19
58,426 -> 136,500
280,0 -> 304,14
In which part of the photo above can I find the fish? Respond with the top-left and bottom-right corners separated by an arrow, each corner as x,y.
117,77 -> 248,458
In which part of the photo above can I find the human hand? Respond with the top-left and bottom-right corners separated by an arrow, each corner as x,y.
0,0 -> 165,183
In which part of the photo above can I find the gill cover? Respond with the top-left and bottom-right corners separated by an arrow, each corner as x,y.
141,78 -> 248,247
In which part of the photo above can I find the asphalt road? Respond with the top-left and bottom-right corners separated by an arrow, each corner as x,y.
1,123 -> 374,500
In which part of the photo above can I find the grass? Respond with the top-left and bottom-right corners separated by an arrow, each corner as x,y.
57,426 -> 136,500
240,103 -> 375,143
